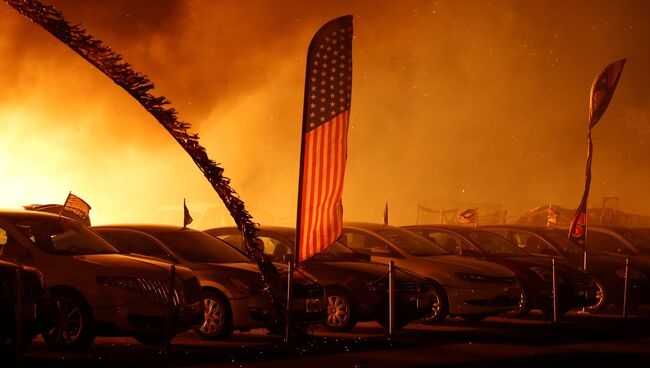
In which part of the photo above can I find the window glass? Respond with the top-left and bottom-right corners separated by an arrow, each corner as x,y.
156,230 -> 249,263
257,236 -> 292,260
468,231 -> 529,256
619,229 -> 650,252
98,231 -> 170,258
510,231 -> 560,256
340,230 -> 399,256
545,230 -> 591,255
425,231 -> 474,255
586,231 -> 634,255
8,216 -> 117,255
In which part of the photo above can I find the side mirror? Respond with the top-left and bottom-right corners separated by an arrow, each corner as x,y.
280,253 -> 294,263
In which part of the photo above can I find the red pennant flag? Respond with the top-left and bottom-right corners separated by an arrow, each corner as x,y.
297,16 -> 353,262
568,59 -> 625,245
183,199 -> 193,228
589,59 -> 626,128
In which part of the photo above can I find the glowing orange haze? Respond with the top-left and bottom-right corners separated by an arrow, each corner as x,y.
1,0 -> 650,228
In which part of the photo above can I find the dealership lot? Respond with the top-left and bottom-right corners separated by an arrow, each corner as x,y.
10,313 -> 650,368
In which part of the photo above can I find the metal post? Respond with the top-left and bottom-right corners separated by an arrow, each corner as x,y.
284,260 -> 294,343
552,258 -> 558,323
623,257 -> 630,318
388,260 -> 395,336
165,264 -> 176,352
15,267 -> 23,358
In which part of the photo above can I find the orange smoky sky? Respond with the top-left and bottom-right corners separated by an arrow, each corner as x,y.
1,0 -> 650,228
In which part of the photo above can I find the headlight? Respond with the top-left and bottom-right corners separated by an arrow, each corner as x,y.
455,272 -> 490,283
231,278 -> 262,295
616,268 -> 648,280
96,276 -> 146,293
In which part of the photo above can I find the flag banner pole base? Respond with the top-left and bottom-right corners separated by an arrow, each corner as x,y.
388,260 -> 395,336
623,257 -> 630,319
284,261 -> 295,343
552,258 -> 558,323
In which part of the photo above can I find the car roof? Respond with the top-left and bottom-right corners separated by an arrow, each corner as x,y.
0,209 -> 64,220
403,224 -> 491,232
92,224 -> 199,233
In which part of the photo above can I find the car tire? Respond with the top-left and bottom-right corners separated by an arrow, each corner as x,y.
325,288 -> 357,331
419,284 -> 449,325
195,290 -> 233,340
506,286 -> 531,318
133,333 -> 176,345
42,290 -> 95,351
586,279 -> 608,313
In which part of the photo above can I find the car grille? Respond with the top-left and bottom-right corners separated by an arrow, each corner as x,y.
139,276 -> 200,307
293,283 -> 324,298
397,281 -> 431,293
563,270 -> 593,287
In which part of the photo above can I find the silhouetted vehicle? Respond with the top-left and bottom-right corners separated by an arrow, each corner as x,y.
93,225 -> 326,338
0,210 -> 203,350
0,259 -> 45,353
484,225 -> 650,313
206,226 -> 435,330
332,223 -> 521,322
588,226 -> 650,261
402,225 -> 597,317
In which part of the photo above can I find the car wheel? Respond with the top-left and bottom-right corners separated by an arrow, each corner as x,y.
586,279 -> 607,313
506,287 -> 531,318
419,284 -> 449,325
133,333 -> 176,345
461,313 -> 490,322
43,291 -> 95,351
325,288 -> 357,331
195,290 -> 233,340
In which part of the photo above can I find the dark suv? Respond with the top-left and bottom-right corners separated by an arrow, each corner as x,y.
0,259 -> 46,353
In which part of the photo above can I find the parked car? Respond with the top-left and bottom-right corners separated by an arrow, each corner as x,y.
0,259 -> 46,353
206,226 -> 435,330
484,225 -> 650,313
0,210 -> 203,350
588,226 -> 650,261
92,225 -> 326,339
402,225 -> 597,317
333,223 -> 521,321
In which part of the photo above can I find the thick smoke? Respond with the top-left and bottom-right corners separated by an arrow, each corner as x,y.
1,0 -> 649,227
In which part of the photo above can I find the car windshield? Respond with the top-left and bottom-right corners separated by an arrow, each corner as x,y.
376,227 -> 449,256
618,229 -> 650,253
545,230 -> 596,255
12,216 -> 118,255
155,230 -> 250,263
467,231 -> 529,256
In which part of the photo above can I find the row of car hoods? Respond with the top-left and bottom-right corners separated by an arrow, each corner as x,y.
2,209 -> 650,353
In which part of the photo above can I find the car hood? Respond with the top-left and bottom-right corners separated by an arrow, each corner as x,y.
72,253 -> 194,279
420,255 -> 515,277
304,260 -> 423,282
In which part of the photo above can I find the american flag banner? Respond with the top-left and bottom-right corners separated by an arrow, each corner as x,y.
568,59 -> 626,245
60,192 -> 91,223
547,206 -> 560,226
297,16 -> 353,262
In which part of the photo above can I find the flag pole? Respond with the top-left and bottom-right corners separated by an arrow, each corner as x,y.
584,203 -> 588,271
289,19 -> 319,343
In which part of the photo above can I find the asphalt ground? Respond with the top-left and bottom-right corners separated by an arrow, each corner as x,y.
4,312 -> 650,368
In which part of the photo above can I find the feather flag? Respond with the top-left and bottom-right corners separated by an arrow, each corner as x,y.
568,59 -> 626,245
296,16 -> 353,262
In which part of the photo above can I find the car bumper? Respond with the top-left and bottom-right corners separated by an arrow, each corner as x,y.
93,289 -> 203,334
446,284 -> 521,315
